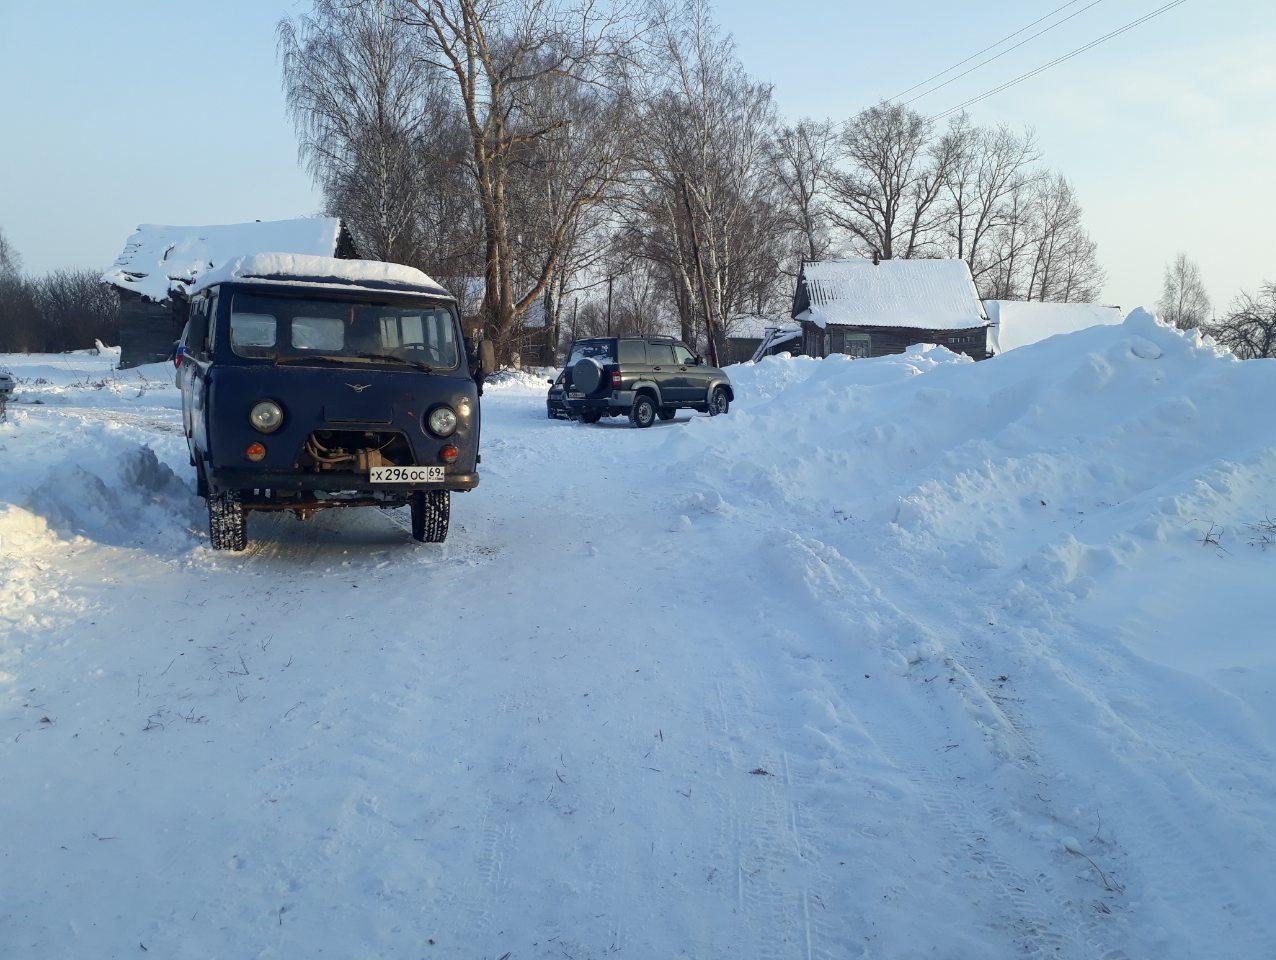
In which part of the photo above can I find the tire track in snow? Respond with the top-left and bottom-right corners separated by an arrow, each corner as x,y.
767,529 -> 1110,958
712,667 -> 837,960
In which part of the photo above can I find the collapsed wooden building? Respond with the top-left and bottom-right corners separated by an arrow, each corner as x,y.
102,218 -> 357,368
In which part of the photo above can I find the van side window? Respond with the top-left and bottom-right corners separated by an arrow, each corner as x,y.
673,344 -> 695,364
231,312 -> 278,357
205,293 -> 218,353
186,296 -> 210,359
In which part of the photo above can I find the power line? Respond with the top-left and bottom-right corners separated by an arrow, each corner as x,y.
901,0 -> 1108,106
930,0 -> 1189,121
890,0 -> 1091,102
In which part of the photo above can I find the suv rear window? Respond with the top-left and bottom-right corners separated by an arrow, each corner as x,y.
568,339 -> 615,365
618,340 -> 647,363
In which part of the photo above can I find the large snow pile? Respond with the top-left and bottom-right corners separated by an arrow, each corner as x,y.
102,218 -> 344,303
986,299 -> 1124,353
650,309 -> 1276,954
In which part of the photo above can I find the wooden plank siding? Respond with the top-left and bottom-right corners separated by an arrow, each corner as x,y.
799,321 -> 990,362
118,291 -> 187,368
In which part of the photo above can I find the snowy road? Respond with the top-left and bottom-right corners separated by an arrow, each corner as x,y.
3,322 -> 1275,959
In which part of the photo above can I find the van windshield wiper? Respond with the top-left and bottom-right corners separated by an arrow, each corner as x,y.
273,354 -> 347,366
356,353 -> 434,372
269,353 -> 433,372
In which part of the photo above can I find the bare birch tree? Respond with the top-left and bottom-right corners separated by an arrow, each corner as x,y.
771,118 -> 837,265
625,0 -> 783,349
392,0 -> 639,353
829,102 -> 953,260
1157,253 -> 1212,331
1022,173 -> 1104,303
0,227 -> 20,278
279,0 -> 442,263
939,116 -> 1038,289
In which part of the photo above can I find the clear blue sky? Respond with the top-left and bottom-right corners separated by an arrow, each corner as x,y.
1,0 -> 1271,313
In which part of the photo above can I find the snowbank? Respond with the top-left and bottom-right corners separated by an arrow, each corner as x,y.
0,351 -> 178,409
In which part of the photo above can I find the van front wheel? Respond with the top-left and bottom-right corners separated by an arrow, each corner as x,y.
411,490 -> 450,543
208,491 -> 247,552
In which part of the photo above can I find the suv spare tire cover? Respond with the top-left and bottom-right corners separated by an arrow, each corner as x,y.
572,357 -> 603,393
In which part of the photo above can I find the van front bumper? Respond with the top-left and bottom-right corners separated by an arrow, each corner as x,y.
208,467 -> 479,494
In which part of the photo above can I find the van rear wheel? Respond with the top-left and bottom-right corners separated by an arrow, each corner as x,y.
208,491 -> 247,552
410,490 -> 450,543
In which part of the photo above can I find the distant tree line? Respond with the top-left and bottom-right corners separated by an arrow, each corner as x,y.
0,227 -> 119,353
277,0 -> 1109,361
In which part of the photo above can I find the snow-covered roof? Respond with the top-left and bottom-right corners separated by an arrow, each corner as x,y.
723,315 -> 795,340
797,258 -> 988,331
188,254 -> 452,299
984,300 -> 1124,354
102,218 -> 345,303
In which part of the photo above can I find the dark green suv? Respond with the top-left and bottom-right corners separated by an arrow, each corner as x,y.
561,336 -> 734,427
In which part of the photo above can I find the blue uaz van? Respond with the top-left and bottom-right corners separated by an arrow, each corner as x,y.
176,254 -> 493,550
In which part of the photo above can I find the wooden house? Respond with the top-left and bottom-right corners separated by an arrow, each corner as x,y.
102,218 -> 356,367
791,258 -> 991,361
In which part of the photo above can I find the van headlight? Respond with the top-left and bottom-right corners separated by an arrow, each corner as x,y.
249,400 -> 284,434
427,405 -> 458,437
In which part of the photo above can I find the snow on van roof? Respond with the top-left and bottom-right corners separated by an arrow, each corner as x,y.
984,300 -> 1124,354
102,218 -> 345,303
798,258 -> 988,331
188,253 -> 453,299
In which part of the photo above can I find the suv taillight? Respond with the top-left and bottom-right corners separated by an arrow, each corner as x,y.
611,370 -> 622,388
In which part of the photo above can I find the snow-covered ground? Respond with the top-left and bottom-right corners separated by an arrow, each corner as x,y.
2,313 -> 1274,959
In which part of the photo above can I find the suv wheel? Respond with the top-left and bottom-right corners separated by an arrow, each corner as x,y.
657,407 -> 676,421
208,491 -> 247,552
629,394 -> 657,428
411,490 -> 450,543
708,387 -> 730,416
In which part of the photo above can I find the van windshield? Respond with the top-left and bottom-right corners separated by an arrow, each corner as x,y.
228,292 -> 461,370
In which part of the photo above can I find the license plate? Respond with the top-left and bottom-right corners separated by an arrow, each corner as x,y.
369,465 -> 444,484
568,391 -> 584,399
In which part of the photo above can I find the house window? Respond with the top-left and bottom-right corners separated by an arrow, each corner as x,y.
829,330 -> 870,358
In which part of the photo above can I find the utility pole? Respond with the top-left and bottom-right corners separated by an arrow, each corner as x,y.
681,175 -> 721,367
571,296 -> 578,344
606,275 -> 614,337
